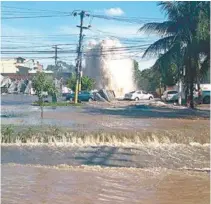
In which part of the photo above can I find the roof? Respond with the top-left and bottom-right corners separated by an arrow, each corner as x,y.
28,70 -> 53,74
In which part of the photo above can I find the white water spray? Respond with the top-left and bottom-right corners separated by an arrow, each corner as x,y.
84,38 -> 136,97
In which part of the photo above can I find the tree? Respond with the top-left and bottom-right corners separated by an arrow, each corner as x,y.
133,60 -> 141,86
139,1 -> 210,108
32,72 -> 57,118
134,60 -> 177,92
135,67 -> 161,92
160,62 -> 178,87
46,61 -> 75,74
81,76 -> 95,91
67,75 -> 95,91
196,3 -> 210,84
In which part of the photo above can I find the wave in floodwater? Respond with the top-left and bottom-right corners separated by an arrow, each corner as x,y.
1,129 -> 210,145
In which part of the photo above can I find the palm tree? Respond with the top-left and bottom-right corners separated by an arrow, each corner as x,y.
139,1 -> 210,108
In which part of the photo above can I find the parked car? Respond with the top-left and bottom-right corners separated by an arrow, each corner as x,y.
161,90 -> 179,102
124,90 -> 154,101
162,89 -> 201,103
202,90 -> 210,104
66,91 -> 94,102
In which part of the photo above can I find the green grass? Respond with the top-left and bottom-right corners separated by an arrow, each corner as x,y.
32,101 -> 82,107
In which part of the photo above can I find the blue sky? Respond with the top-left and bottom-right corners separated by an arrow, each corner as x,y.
1,1 -> 166,69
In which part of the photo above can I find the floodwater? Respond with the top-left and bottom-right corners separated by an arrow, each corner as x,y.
1,94 -> 210,203
1,164 -> 210,204
2,142 -> 210,204
1,94 -> 210,131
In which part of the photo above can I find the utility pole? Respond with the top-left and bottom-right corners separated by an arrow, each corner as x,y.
78,34 -> 85,92
53,45 -> 58,68
52,45 -> 61,78
78,58 -> 82,92
73,10 -> 90,103
52,45 -> 60,102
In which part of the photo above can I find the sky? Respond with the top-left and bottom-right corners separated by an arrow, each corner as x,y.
1,1 -> 166,70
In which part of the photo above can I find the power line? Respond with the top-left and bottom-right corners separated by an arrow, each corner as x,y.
1,44 -> 150,54
1,34 -> 79,38
1,5 -> 71,14
1,44 -> 77,49
91,14 -> 163,24
2,14 -> 71,19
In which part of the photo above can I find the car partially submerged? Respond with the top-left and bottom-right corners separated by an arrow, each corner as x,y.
124,90 -> 154,101
66,91 -> 94,102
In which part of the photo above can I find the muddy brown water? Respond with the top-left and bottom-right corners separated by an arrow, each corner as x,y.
1,142 -> 210,204
1,95 -> 210,203
1,164 -> 210,204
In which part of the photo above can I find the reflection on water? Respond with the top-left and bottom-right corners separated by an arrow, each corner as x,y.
2,164 -> 210,204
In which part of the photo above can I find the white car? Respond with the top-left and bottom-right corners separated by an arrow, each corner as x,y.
124,90 -> 154,101
161,90 -> 178,102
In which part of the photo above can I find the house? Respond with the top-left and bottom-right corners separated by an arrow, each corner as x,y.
0,58 -> 19,74
0,57 -> 47,80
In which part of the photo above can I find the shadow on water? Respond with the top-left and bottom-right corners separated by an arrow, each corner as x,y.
75,146 -> 133,167
83,105 -> 210,119
2,144 -> 210,169
1,146 -> 139,168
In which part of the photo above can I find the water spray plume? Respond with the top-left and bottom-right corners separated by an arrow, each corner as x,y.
85,38 -> 136,97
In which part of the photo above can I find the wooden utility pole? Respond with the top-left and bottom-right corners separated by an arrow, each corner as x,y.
78,34 -> 85,92
73,10 -> 90,103
52,45 -> 61,78
52,45 -> 58,68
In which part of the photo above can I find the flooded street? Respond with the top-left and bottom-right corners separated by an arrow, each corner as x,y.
1,94 -> 210,131
1,95 -> 210,203
2,142 -> 210,204
2,164 -> 210,204
1,0 -> 211,203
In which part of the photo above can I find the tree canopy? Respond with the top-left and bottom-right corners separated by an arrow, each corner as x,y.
68,75 -> 95,91
139,1 -> 210,108
32,72 -> 57,118
46,61 -> 75,73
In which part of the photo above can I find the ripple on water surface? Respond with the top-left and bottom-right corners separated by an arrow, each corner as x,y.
1,164 -> 210,204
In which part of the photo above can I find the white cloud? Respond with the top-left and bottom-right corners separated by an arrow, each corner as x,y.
104,8 -> 124,16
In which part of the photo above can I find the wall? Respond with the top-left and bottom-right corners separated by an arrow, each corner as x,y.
0,59 -> 18,74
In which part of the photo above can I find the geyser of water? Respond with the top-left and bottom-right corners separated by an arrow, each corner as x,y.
84,38 -> 136,97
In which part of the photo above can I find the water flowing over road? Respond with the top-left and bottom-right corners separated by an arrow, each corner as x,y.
1,95 -> 210,204
2,164 -> 210,204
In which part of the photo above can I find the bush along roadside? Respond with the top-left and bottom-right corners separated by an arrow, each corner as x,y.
31,101 -> 82,107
